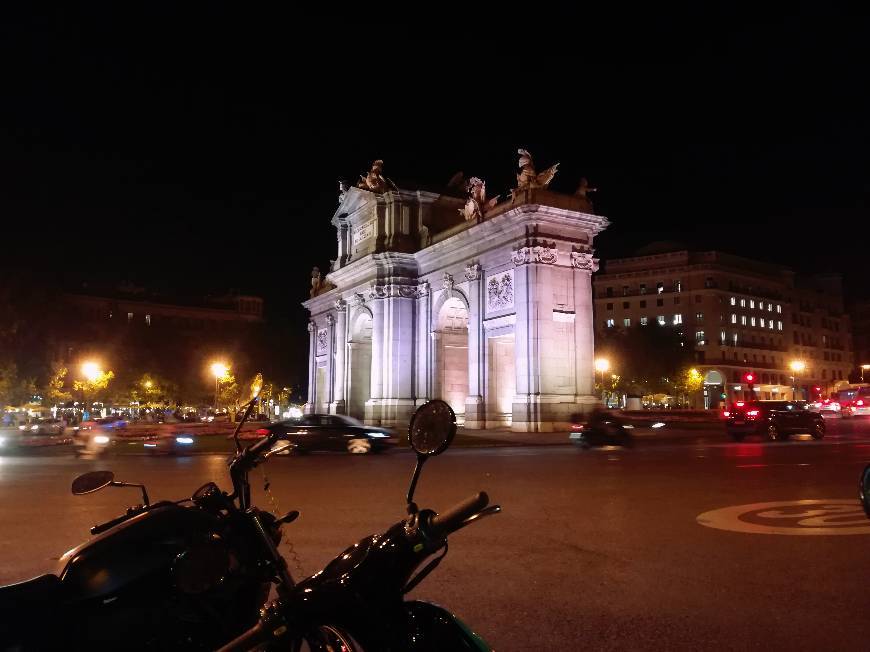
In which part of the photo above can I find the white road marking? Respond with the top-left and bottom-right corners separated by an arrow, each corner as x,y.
697,499 -> 870,535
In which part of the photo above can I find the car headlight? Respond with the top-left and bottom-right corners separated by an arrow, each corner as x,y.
30,425 -> 39,431
93,435 -> 110,444
175,436 -> 194,445
367,432 -> 389,438
0,436 -> 5,446
18,425 -> 26,430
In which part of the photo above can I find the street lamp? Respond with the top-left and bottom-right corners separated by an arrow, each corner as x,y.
862,364 -> 870,383
594,358 -> 610,402
79,360 -> 102,418
211,362 -> 229,409
789,360 -> 806,401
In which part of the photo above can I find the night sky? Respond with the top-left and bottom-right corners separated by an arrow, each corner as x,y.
3,6 -> 868,375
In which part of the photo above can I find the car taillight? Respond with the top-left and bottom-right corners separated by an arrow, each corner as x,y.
747,410 -> 760,418
723,411 -> 730,417
255,428 -> 270,437
858,400 -> 865,407
736,401 -> 745,407
571,424 -> 584,431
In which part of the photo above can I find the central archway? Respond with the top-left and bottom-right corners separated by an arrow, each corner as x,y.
435,296 -> 469,421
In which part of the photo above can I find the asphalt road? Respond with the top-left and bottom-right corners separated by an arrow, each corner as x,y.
2,418 -> 870,650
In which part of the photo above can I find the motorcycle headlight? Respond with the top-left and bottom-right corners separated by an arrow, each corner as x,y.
367,432 -> 389,438
18,425 -> 26,430
93,435 -> 110,444
176,436 -> 194,445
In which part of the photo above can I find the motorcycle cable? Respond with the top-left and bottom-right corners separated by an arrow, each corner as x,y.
258,464 -> 305,579
402,541 -> 448,595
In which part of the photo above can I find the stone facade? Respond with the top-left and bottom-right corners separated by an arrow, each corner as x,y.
303,183 -> 609,431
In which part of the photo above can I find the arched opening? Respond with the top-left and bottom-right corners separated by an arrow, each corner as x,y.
435,297 -> 469,420
347,310 -> 373,420
703,369 -> 725,409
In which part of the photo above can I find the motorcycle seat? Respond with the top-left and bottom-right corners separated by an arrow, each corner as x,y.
0,573 -> 62,611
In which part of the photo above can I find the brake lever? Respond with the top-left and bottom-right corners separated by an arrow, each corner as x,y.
457,505 -> 501,529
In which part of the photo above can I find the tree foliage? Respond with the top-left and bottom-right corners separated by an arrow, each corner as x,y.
73,370 -> 115,403
0,363 -> 36,408
596,325 -> 694,396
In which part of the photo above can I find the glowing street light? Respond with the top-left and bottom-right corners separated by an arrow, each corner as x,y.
211,362 -> 230,409
862,364 -> 870,382
594,358 -> 611,402
81,361 -> 102,383
144,380 -> 153,389
789,360 -> 806,401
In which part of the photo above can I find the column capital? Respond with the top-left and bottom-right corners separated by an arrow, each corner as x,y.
464,263 -> 482,281
571,251 -> 599,272
512,245 -> 558,266
333,298 -> 347,312
307,320 -> 316,333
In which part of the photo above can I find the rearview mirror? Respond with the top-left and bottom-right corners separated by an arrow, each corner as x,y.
408,400 -> 456,456
72,470 -> 115,495
860,464 -> 870,519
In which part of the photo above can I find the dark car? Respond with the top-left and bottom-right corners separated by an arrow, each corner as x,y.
19,418 -> 66,436
725,400 -> 825,441
258,414 -> 397,454
95,415 -> 128,429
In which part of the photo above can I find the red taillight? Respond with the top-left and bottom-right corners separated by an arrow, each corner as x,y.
858,400 -> 865,407
747,410 -> 760,419
824,399 -> 830,404
255,428 -> 270,437
736,401 -> 745,407
571,424 -> 584,431
723,411 -> 730,417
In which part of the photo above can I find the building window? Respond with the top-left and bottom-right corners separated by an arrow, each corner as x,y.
721,330 -> 727,343
127,312 -> 133,322
606,287 -> 613,297
750,316 -> 756,327
623,301 -> 630,309
740,299 -> 746,308
675,280 -> 682,292
749,300 -> 755,309
673,314 -> 683,325
657,315 -> 666,325
768,320 -> 774,330
731,313 -> 737,324
640,284 -> 646,294
623,318 -> 631,327
695,330 -> 705,344
657,298 -> 664,307
741,315 -> 747,325
696,312 -> 704,322
767,303 -> 773,312
674,297 -> 681,305
733,333 -> 738,345
640,316 -> 649,325
145,314 -> 151,326
657,282 -> 664,294
760,318 -> 766,328
777,320 -> 782,331
622,285 -> 629,296
704,277 -> 714,288
640,300 -> 647,308
777,304 -> 782,313
606,319 -> 615,328
606,303 -> 613,310
730,297 -> 736,306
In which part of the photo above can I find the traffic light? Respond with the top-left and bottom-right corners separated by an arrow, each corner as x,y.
744,372 -> 755,385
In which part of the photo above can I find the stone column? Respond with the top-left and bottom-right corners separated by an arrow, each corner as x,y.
365,288 -> 385,423
304,320 -> 316,414
379,284 -> 417,427
572,252 -> 598,403
330,299 -> 347,414
464,263 -> 485,429
415,281 -> 431,404
325,314 -> 336,411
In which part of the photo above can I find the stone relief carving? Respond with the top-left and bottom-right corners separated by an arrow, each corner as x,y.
367,284 -> 388,300
326,314 -> 335,326
459,177 -> 499,221
316,328 -> 328,354
486,269 -> 514,312
334,298 -> 347,312
464,263 -> 482,281
442,272 -> 454,293
307,321 -> 315,333
310,266 -> 336,298
352,292 -> 366,306
338,179 -> 350,204
416,280 -> 430,298
511,148 -> 559,201
512,246 -> 559,266
571,252 -> 599,272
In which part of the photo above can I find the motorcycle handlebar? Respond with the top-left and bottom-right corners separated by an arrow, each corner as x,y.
216,622 -> 269,652
91,512 -> 134,536
429,491 -> 489,537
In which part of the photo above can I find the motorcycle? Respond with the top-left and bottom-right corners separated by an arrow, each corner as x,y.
569,411 -> 635,448
0,376 -> 498,651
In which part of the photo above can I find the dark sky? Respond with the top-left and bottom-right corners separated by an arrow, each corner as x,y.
2,5 -> 869,324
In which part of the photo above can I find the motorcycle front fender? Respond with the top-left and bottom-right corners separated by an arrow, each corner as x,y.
404,600 -> 492,651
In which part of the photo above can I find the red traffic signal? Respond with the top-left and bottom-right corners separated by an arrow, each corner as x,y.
744,373 -> 755,384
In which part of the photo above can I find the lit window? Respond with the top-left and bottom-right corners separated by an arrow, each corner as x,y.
733,333 -> 738,345
767,303 -> 772,312
657,315 -> 666,325
741,315 -> 747,325
127,312 -> 133,322
657,282 -> 664,294
750,300 -> 755,309
606,319 -> 615,328
740,299 -> 746,308
776,304 -> 782,313
673,314 -> 683,325
768,320 -> 774,330
675,280 -> 682,292
730,297 -> 736,306
640,316 -> 649,325
777,320 -> 783,331
622,285 -> 629,296
623,318 -> 631,327
750,317 -> 756,327
720,330 -> 726,343
695,330 -> 705,343
696,312 -> 704,322
760,318 -> 766,328
145,314 -> 151,326
731,313 -> 737,324
640,284 -> 646,294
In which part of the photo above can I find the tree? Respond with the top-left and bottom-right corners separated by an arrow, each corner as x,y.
73,370 -> 115,406
676,367 -> 705,408
596,325 -> 694,397
42,362 -> 72,406
126,373 -> 179,409
0,363 -> 35,408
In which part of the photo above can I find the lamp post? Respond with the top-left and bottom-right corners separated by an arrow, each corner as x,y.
210,362 -> 229,410
789,360 -> 806,401
594,358 -> 610,404
862,364 -> 870,383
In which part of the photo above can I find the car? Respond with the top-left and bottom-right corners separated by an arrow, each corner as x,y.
95,415 -> 128,429
843,386 -> 870,418
258,414 -> 397,454
725,400 -> 825,441
142,432 -> 198,455
18,418 -> 66,436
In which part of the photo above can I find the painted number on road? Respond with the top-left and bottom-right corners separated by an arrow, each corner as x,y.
697,499 -> 870,535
